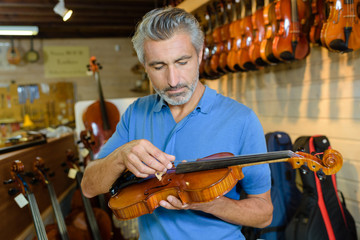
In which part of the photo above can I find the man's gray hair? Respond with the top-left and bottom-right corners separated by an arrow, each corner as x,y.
132,7 -> 204,65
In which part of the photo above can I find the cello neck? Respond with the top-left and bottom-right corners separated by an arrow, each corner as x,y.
94,71 -> 111,131
75,171 -> 102,240
175,150 -> 295,174
46,182 -> 70,240
27,192 -> 48,240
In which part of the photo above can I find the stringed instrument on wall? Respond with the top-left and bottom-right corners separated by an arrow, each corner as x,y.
4,160 -> 47,240
236,0 -> 258,71
227,0 -> 244,72
219,0 -> 234,73
249,0 -> 269,67
309,0 -> 327,45
108,149 -> 343,220
272,0 -> 311,61
82,57 -> 120,157
209,2 -> 226,76
321,0 -> 360,52
260,0 -> 281,64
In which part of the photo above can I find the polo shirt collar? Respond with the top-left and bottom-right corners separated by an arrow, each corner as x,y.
153,86 -> 216,114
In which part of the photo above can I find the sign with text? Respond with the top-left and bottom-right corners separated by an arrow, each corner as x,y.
43,46 -> 89,78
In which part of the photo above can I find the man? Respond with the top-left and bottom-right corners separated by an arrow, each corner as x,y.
81,7 -> 273,240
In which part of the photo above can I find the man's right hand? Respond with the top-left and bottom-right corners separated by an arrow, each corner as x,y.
116,139 -> 175,178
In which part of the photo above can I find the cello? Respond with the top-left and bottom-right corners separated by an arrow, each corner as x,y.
82,56 -> 120,156
309,0 -> 327,45
321,0 -> 360,52
108,149 -> 343,220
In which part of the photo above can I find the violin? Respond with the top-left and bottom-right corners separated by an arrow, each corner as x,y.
219,0 -> 235,73
321,0 -> 360,52
83,56 -> 120,156
249,0 -> 269,67
236,0 -> 258,71
64,149 -> 112,240
309,0 -> 327,45
260,0 -> 282,64
108,149 -> 343,220
33,157 -> 83,240
272,0 -> 311,61
4,160 -> 47,239
227,0 -> 244,72
203,6 -> 223,79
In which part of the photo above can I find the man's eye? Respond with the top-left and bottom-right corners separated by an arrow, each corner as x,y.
178,61 -> 188,65
154,65 -> 164,70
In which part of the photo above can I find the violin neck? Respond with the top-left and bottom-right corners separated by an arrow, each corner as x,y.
75,172 -> 102,240
27,192 -> 48,240
95,71 -> 111,131
291,0 -> 299,23
175,150 -> 295,174
46,182 -> 70,240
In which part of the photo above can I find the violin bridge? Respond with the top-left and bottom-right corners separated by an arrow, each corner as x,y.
155,171 -> 165,181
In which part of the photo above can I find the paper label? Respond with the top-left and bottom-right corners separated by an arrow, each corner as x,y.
80,148 -> 89,158
14,193 -> 28,208
68,168 -> 78,179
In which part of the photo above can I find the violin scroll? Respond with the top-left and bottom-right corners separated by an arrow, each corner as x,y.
289,149 -> 343,176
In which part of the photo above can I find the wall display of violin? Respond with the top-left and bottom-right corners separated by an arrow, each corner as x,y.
108,149 -> 343,220
4,160 -> 48,240
195,0 -> 360,80
83,56 -> 120,157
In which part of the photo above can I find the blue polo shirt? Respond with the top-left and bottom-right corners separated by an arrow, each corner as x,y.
98,86 -> 270,240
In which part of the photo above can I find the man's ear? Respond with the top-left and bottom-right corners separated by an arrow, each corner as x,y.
198,44 -> 204,64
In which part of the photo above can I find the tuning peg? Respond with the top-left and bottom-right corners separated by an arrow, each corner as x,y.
49,172 -> 55,178
8,188 -> 19,196
61,162 -> 67,167
297,147 -> 305,152
78,162 -> 84,166
316,169 -> 326,181
64,168 -> 69,174
3,179 -> 14,185
300,166 -> 308,175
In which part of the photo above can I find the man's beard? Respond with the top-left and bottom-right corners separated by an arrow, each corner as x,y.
153,70 -> 199,106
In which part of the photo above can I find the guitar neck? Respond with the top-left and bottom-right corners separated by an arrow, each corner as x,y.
75,171 -> 102,240
175,150 -> 295,174
46,183 -> 70,240
27,192 -> 48,240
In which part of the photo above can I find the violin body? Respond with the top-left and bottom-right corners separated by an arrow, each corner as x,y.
236,16 -> 258,70
110,152 -> 243,220
210,24 -> 225,75
272,0 -> 311,61
260,1 -> 281,64
249,7 -> 268,67
227,18 -> 243,72
321,0 -> 360,52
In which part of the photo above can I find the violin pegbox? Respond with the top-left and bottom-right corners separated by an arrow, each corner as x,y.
288,149 -> 343,179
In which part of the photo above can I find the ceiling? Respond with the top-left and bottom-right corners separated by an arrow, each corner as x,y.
0,0 -> 164,39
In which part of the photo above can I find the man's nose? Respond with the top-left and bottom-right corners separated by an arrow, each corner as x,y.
167,65 -> 180,87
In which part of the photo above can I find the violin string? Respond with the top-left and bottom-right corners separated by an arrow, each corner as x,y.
27,192 -> 47,240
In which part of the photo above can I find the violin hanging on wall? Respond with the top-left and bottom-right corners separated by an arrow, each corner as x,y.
321,0 -> 360,52
109,149 -> 343,220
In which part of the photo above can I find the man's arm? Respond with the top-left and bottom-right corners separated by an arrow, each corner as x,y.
81,139 -> 175,198
160,190 -> 273,228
